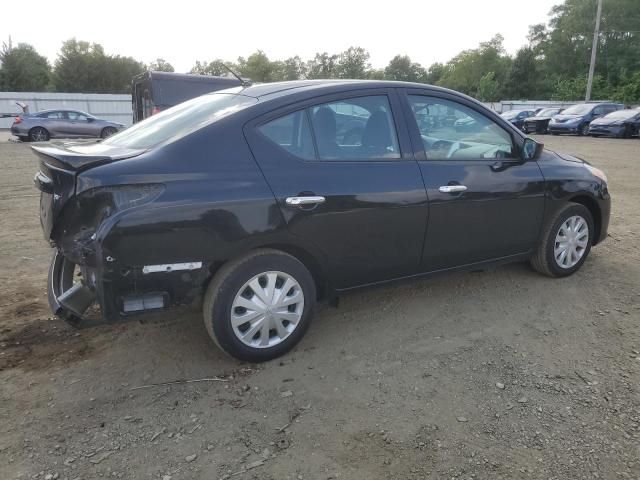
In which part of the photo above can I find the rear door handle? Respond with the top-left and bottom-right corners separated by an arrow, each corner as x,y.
438,185 -> 467,193
285,196 -> 326,207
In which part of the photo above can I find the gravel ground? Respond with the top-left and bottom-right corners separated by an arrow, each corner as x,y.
0,135 -> 638,480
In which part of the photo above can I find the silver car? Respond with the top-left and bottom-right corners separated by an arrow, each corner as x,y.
10,109 -> 125,142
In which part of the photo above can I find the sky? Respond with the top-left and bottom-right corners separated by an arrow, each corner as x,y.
3,0 -> 561,72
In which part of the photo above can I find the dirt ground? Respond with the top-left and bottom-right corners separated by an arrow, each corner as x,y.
0,135 -> 638,480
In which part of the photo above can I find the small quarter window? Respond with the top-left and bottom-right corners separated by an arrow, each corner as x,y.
259,110 -> 315,160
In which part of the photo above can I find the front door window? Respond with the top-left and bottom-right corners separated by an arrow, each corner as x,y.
408,95 -> 516,161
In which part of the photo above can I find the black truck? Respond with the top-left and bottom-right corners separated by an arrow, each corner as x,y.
131,71 -> 245,123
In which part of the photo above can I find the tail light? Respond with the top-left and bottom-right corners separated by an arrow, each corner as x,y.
152,107 -> 161,116
14,116 -> 22,124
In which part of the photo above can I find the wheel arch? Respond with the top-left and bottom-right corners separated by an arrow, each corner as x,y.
207,243 -> 330,301
568,194 -> 602,244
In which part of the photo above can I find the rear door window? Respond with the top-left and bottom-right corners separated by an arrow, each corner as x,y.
309,95 -> 401,160
43,111 -> 64,119
257,95 -> 402,162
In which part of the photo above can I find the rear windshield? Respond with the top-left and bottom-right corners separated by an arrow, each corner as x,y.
536,108 -> 559,117
501,111 -> 520,119
604,109 -> 638,120
103,90 -> 257,149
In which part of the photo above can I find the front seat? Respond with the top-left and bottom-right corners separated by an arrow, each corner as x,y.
313,107 -> 339,158
361,110 -> 393,156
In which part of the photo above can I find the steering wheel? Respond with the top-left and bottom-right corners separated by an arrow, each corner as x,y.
446,141 -> 461,159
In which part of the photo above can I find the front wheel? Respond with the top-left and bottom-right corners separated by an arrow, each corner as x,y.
530,204 -> 594,277
203,249 -> 316,362
578,123 -> 590,136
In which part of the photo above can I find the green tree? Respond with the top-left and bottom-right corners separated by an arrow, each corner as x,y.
436,34 -> 512,98
190,59 -> 236,76
532,0 -> 640,100
334,47 -> 371,79
277,56 -> 306,80
237,50 -> 277,82
305,52 -> 338,79
424,62 -> 446,85
505,47 -> 540,99
105,55 -> 146,93
149,58 -> 174,72
384,55 -> 426,82
0,43 -> 50,91
476,72 -> 500,101
52,39 -> 144,93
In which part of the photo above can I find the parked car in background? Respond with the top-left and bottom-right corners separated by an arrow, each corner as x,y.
549,103 -> 624,136
588,108 -> 640,138
500,109 -> 537,130
132,71 -> 246,123
11,109 -> 124,142
523,107 -> 565,134
34,80 -> 611,362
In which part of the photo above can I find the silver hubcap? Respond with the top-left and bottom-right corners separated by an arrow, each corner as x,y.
231,271 -> 304,348
554,215 -> 589,269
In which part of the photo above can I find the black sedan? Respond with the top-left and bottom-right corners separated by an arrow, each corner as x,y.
33,80 -> 611,361
523,107 -> 565,134
588,108 -> 640,138
500,109 -> 536,130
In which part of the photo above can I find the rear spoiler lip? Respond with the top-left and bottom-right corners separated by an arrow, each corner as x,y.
31,144 -> 146,173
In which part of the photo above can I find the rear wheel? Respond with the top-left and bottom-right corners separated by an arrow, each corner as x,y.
531,204 -> 594,277
101,126 -> 117,138
203,249 -> 316,362
29,127 -> 49,142
48,251 -> 86,327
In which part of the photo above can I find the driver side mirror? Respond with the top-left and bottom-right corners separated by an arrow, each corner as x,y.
87,117 -> 95,122
522,137 -> 543,161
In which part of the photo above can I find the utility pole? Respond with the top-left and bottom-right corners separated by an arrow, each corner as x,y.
585,0 -> 603,101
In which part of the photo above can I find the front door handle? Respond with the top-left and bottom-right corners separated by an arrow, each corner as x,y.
438,185 -> 467,193
285,196 -> 326,207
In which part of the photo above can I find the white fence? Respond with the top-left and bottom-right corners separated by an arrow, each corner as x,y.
0,92 -> 132,129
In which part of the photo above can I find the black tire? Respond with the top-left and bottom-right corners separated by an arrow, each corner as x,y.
530,203 -> 594,278
203,249 -> 316,362
101,127 -> 117,138
578,123 -> 590,136
29,127 -> 50,142
621,126 -> 631,139
551,132 -> 559,136
48,250 -> 83,327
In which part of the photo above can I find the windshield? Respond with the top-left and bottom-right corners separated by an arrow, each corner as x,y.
561,104 -> 593,115
500,111 -> 521,120
103,90 -> 257,149
536,108 -> 559,117
604,109 -> 637,120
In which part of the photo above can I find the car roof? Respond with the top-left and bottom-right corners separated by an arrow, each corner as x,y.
35,109 -> 91,115
234,79 -> 462,100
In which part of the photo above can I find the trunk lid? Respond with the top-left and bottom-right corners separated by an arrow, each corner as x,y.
32,141 -> 145,239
